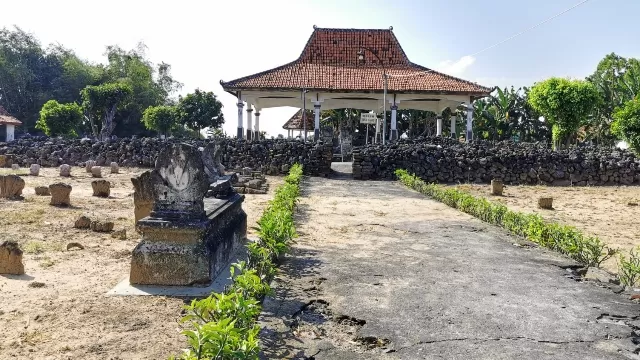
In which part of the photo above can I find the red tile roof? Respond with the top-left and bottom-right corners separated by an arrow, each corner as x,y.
282,109 -> 315,130
0,106 -> 22,126
221,27 -> 491,95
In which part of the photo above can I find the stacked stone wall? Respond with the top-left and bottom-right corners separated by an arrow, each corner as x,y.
0,138 -> 333,176
352,138 -> 640,186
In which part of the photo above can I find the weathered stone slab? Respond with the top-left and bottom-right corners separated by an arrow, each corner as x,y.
49,183 -> 72,206
0,241 -> 24,275
91,180 -> 111,197
0,175 -> 25,199
131,171 -> 154,223
130,194 -> 246,286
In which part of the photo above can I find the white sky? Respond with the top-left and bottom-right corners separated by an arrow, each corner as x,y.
4,0 -> 619,137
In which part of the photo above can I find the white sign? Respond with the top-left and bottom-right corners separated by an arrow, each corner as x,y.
360,113 -> 378,125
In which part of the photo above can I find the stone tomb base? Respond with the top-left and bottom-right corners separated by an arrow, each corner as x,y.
129,193 -> 247,286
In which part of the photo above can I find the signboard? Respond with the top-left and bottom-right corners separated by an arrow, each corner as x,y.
360,112 -> 378,125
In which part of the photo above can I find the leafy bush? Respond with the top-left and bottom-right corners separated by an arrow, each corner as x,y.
36,100 -> 83,137
395,169 -> 617,268
618,247 -> 640,287
612,96 -> 640,154
172,164 -> 303,360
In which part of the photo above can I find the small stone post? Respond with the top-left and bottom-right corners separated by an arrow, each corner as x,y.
60,164 -> 71,177
538,197 -> 553,210
29,164 -> 40,176
0,241 -> 24,275
91,166 -> 102,178
490,179 -> 503,196
85,160 -> 96,173
110,162 -> 119,174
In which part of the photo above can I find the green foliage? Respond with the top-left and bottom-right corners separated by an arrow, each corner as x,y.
177,89 -> 225,133
612,97 -> 640,153
528,78 -> 601,148
81,82 -> 133,139
617,247 -> 640,287
142,105 -> 178,136
587,53 -> 640,145
173,164 -> 303,360
36,100 -> 83,137
395,169 -> 617,268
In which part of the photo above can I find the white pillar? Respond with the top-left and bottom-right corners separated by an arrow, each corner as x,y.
6,124 -> 15,142
237,101 -> 244,139
246,105 -> 253,141
436,116 -> 443,136
390,105 -> 398,140
314,102 -> 321,141
254,110 -> 260,140
466,101 -> 473,142
451,114 -> 456,139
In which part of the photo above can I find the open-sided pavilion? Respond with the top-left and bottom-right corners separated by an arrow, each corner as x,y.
221,26 -> 492,141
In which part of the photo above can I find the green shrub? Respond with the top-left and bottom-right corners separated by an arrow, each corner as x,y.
173,164 -> 303,360
395,169 -> 617,268
618,247 -> 640,287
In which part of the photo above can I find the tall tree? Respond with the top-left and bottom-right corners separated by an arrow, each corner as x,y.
142,105 -> 177,137
36,100 -> 83,137
81,82 -> 133,140
587,53 -> 640,145
612,97 -> 640,153
176,89 -> 224,133
528,78 -> 601,148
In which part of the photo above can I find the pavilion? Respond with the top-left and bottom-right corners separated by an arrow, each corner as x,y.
0,106 -> 21,142
220,26 -> 492,142
282,109 -> 315,139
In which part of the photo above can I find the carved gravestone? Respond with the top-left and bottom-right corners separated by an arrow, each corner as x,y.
0,241 -> 24,275
201,141 -> 235,198
130,143 -> 247,286
91,180 -> 111,197
49,183 -> 72,206
131,171 -> 155,223
0,175 -> 25,199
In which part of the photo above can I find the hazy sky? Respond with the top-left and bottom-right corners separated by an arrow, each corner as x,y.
3,0 -> 639,137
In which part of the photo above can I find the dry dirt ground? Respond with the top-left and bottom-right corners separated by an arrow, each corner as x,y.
456,184 -> 640,273
0,167 -> 280,360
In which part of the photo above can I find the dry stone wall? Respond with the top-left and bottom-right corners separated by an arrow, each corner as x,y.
353,138 -> 640,186
0,138 -> 332,176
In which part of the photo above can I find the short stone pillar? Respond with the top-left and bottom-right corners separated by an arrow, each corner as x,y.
131,171 -> 155,223
49,183 -> 72,206
0,175 -> 25,199
30,164 -> 40,176
490,179 -> 504,196
110,162 -> 119,174
0,155 -> 9,168
91,166 -> 102,178
85,160 -> 96,173
129,143 -> 247,286
91,180 -> 111,197
0,241 -> 24,275
11,164 -> 19,170
538,197 -> 553,210
60,164 -> 71,177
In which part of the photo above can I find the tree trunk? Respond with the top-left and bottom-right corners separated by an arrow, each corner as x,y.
100,104 -> 118,141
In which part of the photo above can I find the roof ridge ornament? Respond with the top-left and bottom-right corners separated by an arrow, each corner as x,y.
313,25 -> 317,29
389,26 -> 393,31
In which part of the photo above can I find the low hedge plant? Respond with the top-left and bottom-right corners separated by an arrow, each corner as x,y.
171,164 -> 303,360
395,169 -> 616,269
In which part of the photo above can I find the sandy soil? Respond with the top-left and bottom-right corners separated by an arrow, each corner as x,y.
455,183 -> 640,273
0,167 -> 280,360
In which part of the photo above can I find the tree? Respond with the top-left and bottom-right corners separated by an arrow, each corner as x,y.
612,97 -> 640,153
142,105 -> 177,137
528,78 -> 601,148
176,89 -> 224,133
81,82 -> 133,140
36,100 -> 83,137
587,53 -> 640,145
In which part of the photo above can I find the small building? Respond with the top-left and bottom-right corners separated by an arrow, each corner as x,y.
0,106 -> 21,142
282,109 -> 315,139
221,26 -> 492,142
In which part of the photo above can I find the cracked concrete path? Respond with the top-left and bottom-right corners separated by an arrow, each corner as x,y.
259,176 -> 640,360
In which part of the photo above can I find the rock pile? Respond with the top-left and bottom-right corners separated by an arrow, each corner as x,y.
0,138 -> 333,176
232,168 -> 269,194
353,138 -> 640,186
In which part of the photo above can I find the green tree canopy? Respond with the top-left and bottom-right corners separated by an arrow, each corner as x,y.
176,89 -> 224,133
81,82 -> 133,140
528,78 -> 601,148
612,97 -> 640,153
36,100 -> 83,137
142,105 -> 177,136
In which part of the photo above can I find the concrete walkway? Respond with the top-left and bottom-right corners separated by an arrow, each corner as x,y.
259,176 -> 640,360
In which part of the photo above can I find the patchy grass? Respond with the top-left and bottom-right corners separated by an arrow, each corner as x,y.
0,208 -> 45,225
0,168 -> 29,176
39,257 -> 56,268
23,241 -> 46,254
